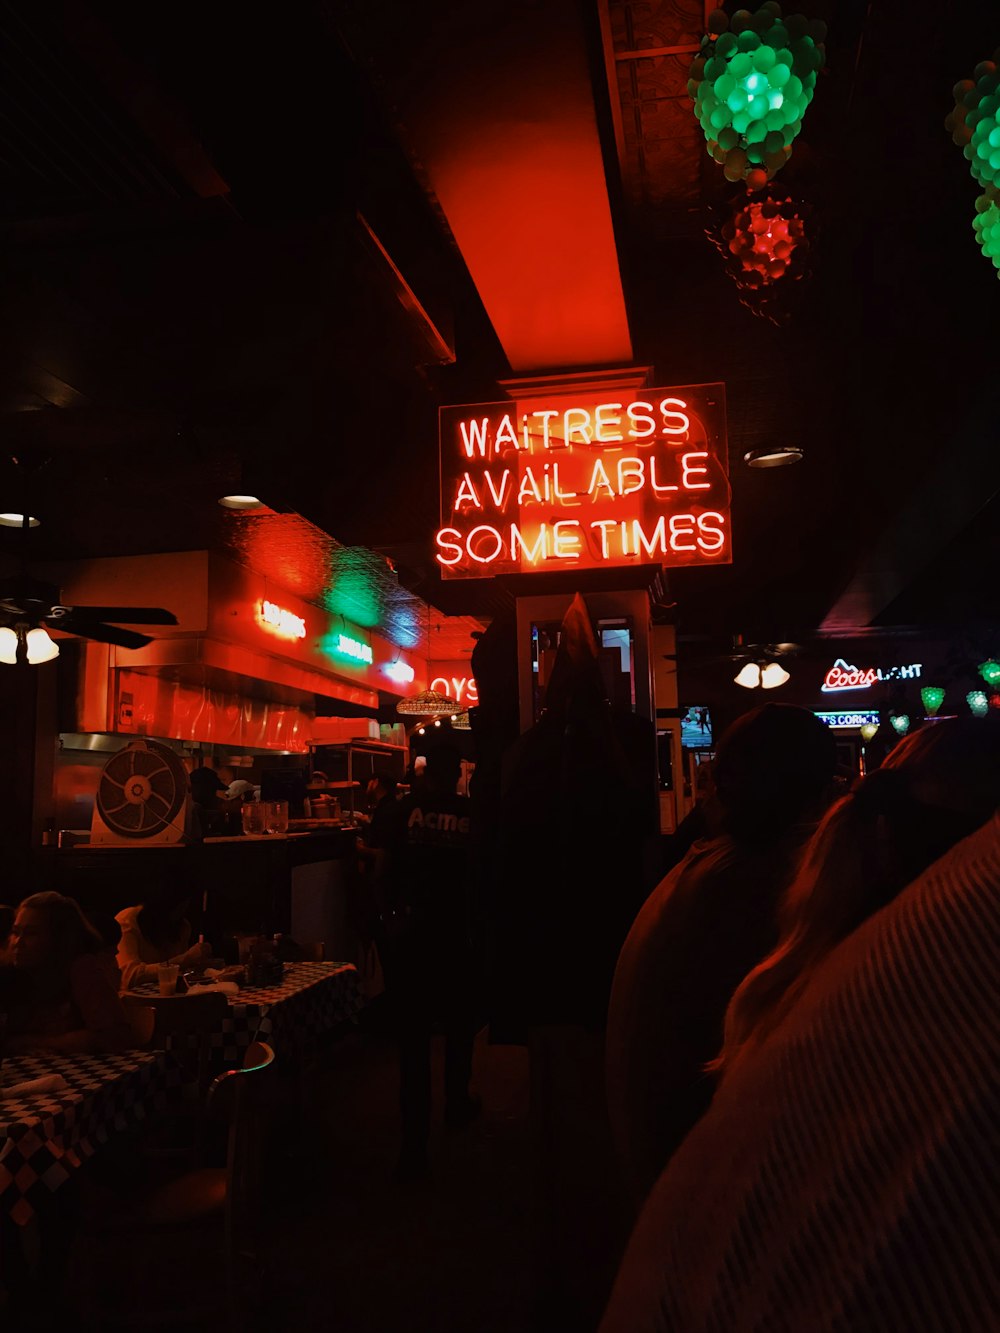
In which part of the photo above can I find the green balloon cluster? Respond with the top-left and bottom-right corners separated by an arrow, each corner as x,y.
946,53 -> 1000,189
972,187 -> 1000,276
689,3 -> 826,188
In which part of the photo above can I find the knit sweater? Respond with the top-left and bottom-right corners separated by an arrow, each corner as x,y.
601,811 -> 1000,1333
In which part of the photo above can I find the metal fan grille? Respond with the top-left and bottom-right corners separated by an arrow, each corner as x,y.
96,741 -> 187,839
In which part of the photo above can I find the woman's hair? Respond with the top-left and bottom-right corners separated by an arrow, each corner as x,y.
715,717 -> 1000,1076
16,891 -> 104,967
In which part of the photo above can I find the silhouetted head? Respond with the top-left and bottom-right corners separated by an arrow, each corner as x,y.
424,746 -> 462,794
712,704 -> 838,841
859,715 -> 1000,885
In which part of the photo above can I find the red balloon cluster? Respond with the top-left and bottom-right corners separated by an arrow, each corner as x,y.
707,193 -> 813,321
725,198 -> 808,283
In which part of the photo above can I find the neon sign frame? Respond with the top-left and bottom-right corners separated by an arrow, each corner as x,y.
821,658 -> 923,693
436,384 -> 731,579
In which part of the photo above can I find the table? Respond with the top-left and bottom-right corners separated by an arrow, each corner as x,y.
130,960 -> 363,1069
0,1049 -> 171,1228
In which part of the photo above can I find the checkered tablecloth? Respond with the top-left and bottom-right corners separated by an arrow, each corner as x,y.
131,961 -> 363,1069
0,1049 -> 171,1228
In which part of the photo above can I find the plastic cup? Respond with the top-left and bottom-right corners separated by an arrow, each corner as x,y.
157,963 -> 180,996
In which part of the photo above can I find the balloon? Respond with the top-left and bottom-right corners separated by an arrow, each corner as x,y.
688,2 -> 824,185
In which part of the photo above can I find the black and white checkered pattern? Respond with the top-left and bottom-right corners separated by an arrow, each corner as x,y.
131,961 -> 363,1069
0,1049 -> 170,1227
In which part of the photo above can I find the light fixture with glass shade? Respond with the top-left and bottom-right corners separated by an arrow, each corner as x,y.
25,626 -> 59,664
978,660 -> 1000,687
860,722 -> 879,742
967,689 -> 989,717
396,688 -> 463,717
0,513 -> 40,528
760,661 -> 790,689
0,622 -> 59,665
920,685 -> 945,716
744,446 -> 803,468
734,661 -> 762,689
890,713 -> 910,736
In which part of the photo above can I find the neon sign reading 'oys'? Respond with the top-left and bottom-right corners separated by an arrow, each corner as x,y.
436,385 -> 731,579
822,658 -> 923,692
430,676 -> 478,705
258,600 -> 306,640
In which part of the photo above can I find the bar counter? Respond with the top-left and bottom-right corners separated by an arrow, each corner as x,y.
34,828 -> 360,949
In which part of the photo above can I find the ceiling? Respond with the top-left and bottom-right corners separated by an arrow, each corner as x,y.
1,0 -> 999,665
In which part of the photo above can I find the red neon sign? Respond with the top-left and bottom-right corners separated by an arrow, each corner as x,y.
822,658 -> 923,692
436,385 -> 731,578
430,675 -> 479,705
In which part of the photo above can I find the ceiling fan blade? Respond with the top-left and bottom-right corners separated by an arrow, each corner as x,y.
55,605 -> 178,625
51,615 -> 153,649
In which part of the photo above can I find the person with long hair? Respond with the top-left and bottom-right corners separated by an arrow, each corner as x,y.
5,891 -> 133,1054
716,715 -> 1000,1078
606,703 -> 838,1214
600,798 -> 1000,1333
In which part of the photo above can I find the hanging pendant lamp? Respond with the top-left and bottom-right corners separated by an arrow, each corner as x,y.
396,688 -> 463,717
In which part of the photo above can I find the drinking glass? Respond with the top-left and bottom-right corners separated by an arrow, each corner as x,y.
241,803 -> 264,836
263,800 -> 289,835
158,963 -> 180,996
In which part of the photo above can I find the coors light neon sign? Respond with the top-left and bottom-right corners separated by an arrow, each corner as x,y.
822,658 -> 923,692
435,385 -> 731,578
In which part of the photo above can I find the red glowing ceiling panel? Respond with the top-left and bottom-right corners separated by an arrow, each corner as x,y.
390,0 -> 633,372
436,383 -> 731,578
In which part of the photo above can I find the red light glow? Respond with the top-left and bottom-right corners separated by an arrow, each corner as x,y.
724,200 -> 807,286
257,599 -> 306,640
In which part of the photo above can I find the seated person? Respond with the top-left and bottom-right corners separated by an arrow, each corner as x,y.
0,902 -> 14,965
115,887 -> 211,990
5,892 -> 134,1054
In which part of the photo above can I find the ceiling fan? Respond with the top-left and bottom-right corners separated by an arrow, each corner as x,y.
0,459 -> 179,662
0,572 -> 178,663
674,634 -> 804,667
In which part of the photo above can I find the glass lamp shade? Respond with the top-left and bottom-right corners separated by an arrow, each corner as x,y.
25,626 -> 59,664
860,722 -> 879,742
0,626 -> 18,665
978,660 -> 1000,687
890,713 -> 910,736
967,690 -> 989,718
218,494 -> 266,511
396,689 -> 463,717
450,711 -> 472,730
760,661 -> 790,689
920,686 -> 945,716
734,661 -> 762,689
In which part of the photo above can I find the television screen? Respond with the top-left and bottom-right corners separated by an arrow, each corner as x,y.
680,706 -> 713,749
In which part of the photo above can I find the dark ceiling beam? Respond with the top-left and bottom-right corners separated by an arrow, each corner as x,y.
61,0 -> 232,202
